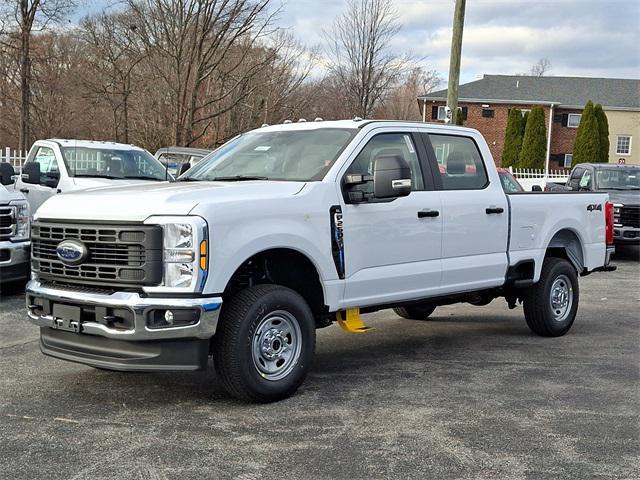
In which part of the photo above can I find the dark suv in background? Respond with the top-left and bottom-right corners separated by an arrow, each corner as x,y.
566,164 -> 640,245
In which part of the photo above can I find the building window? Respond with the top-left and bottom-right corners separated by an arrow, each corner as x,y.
481,108 -> 495,118
564,154 -> 573,168
567,113 -> 581,128
437,106 -> 447,121
616,135 -> 632,155
520,109 -> 531,117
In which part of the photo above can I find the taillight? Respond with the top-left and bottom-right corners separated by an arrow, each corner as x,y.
605,201 -> 614,245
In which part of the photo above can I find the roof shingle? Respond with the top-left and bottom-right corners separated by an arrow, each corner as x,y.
419,75 -> 640,110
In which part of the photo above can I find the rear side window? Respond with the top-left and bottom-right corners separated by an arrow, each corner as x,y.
429,134 -> 488,190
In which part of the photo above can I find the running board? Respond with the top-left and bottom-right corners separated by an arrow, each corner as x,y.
336,308 -> 373,333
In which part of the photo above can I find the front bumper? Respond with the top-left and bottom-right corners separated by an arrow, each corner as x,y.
613,226 -> 640,244
0,240 -> 30,283
25,280 -> 223,371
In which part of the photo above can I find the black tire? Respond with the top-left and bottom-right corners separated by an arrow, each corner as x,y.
523,257 -> 579,337
393,303 -> 436,321
213,284 -> 316,403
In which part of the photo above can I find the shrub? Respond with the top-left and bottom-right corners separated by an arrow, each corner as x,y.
502,108 -> 523,167
594,103 -> 609,163
519,106 -> 547,169
572,100 -> 600,166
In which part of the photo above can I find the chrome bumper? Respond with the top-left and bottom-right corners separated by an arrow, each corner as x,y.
0,240 -> 30,266
25,280 -> 222,341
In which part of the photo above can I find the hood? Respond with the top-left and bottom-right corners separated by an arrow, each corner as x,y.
35,180 -> 306,222
0,183 -> 27,203
604,190 -> 640,206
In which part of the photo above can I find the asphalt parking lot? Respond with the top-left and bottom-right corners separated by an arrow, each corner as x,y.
1,248 -> 638,480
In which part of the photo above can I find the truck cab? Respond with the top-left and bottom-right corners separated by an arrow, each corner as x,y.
24,121 -> 614,402
0,163 -> 30,284
16,139 -> 172,214
566,163 -> 640,244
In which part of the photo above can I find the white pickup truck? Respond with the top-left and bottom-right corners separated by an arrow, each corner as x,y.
16,139 -> 171,214
25,120 -> 615,402
0,163 -> 30,283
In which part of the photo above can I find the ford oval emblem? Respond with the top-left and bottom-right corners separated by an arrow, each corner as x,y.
56,240 -> 88,265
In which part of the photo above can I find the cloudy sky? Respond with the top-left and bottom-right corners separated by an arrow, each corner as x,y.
78,0 -> 640,84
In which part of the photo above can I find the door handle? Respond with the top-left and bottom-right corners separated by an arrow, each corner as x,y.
418,209 -> 439,218
20,188 -> 29,194
485,207 -> 504,214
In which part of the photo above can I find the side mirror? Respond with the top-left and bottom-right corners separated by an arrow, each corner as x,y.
373,155 -> 412,199
0,162 -> 15,185
178,163 -> 190,176
21,162 -> 41,185
531,185 -> 542,192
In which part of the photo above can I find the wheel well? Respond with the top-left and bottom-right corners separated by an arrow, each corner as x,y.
545,229 -> 584,273
223,248 -> 327,318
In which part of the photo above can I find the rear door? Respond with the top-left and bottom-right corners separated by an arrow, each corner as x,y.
339,128 -> 443,307
420,130 -> 509,292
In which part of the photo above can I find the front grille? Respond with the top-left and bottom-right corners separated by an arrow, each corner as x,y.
0,206 -> 15,241
32,222 -> 163,288
620,206 -> 640,228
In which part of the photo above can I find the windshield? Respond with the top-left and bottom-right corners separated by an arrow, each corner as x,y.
61,146 -> 168,180
595,168 -> 640,190
182,128 -> 357,182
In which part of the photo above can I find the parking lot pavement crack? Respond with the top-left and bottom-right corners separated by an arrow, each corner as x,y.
0,338 -> 38,350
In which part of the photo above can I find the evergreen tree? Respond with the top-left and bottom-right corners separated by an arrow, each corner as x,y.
594,103 -> 610,163
518,106 -> 547,169
502,108 -> 523,167
572,100 -> 600,166
455,108 -> 465,126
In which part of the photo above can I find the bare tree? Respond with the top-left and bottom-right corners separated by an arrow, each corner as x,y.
530,57 -> 551,77
126,0 -> 281,146
376,66 -> 441,120
80,11 -> 145,143
0,0 -> 76,151
324,0 -> 406,118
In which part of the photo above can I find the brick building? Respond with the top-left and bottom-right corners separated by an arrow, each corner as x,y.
418,75 -> 640,168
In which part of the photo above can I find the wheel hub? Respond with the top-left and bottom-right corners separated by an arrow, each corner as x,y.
252,311 -> 302,381
549,274 -> 573,322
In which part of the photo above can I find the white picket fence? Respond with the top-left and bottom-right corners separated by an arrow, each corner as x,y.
508,167 -> 570,191
1,147 -> 27,172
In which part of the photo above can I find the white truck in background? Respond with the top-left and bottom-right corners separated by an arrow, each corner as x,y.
16,139 -> 172,214
0,163 -> 30,284
25,120 -> 615,402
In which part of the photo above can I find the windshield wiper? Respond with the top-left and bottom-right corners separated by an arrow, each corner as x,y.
177,177 -> 202,182
121,175 -> 164,181
212,175 -> 269,181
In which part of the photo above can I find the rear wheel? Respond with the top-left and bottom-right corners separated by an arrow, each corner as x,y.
523,257 -> 579,337
213,284 -> 315,403
393,303 -> 436,321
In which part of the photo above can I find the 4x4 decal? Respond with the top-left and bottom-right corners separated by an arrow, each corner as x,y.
587,204 -> 602,212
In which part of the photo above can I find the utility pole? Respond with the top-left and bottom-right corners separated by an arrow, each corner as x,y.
446,0 -> 466,124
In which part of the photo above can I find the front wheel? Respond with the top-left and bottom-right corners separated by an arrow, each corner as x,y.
213,284 -> 316,403
523,257 -> 579,337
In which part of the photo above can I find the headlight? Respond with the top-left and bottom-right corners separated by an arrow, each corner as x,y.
144,216 -> 208,293
9,200 -> 30,242
613,204 -> 622,220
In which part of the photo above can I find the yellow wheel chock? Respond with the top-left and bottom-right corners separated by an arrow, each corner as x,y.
336,308 -> 373,333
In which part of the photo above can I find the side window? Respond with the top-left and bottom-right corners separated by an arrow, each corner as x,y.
579,170 -> 592,189
32,146 -> 59,184
429,134 -> 488,190
345,133 -> 424,195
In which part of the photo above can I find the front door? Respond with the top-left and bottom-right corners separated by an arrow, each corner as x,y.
339,130 -> 442,308
17,145 -> 61,214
